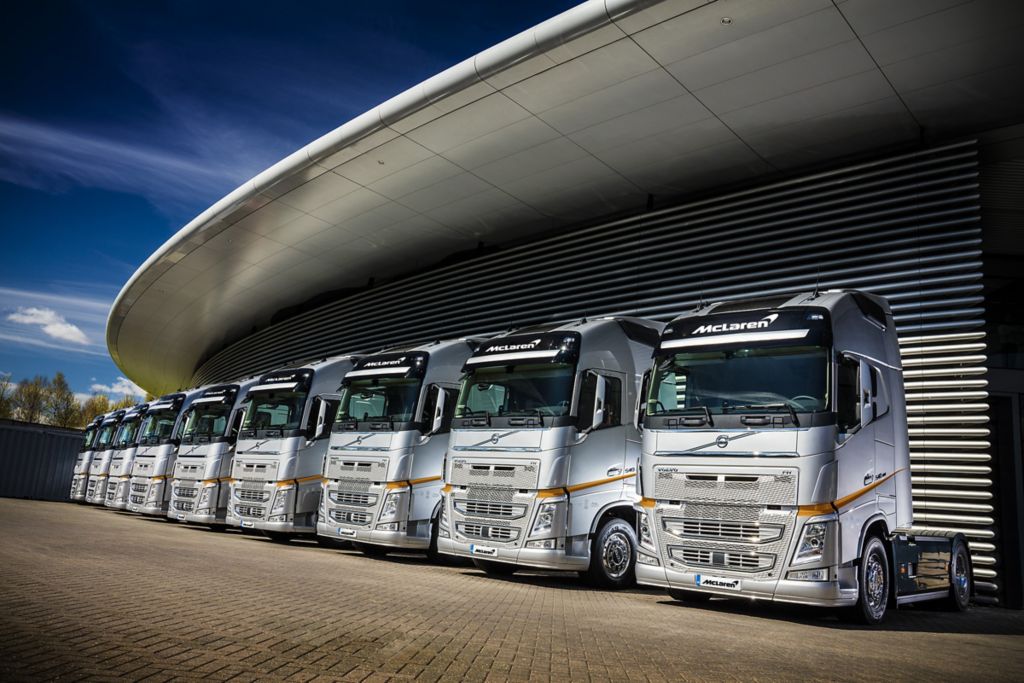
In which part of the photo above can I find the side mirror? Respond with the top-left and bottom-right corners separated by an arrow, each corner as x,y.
312,397 -> 329,440
431,386 -> 447,435
859,361 -> 874,426
634,369 -> 651,432
578,372 -> 606,439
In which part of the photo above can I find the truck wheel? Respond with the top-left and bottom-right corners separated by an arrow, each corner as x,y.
667,588 -> 712,603
943,537 -> 972,611
355,542 -> 390,557
472,559 -> 517,576
585,518 -> 637,589
262,531 -> 292,544
848,535 -> 890,624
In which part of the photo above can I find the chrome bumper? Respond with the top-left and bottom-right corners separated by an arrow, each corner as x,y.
438,537 -> 588,571
316,521 -> 428,549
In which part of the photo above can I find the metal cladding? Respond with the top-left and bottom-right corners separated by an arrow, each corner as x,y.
190,139 -> 995,598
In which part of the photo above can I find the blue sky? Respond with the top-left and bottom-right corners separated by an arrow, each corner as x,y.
0,0 -> 576,401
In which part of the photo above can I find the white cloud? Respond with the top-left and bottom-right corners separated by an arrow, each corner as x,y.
91,376 -> 146,399
7,306 -> 90,344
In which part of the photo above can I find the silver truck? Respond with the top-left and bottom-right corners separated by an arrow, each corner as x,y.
169,379 -> 256,525
105,403 -> 149,509
85,409 -> 127,504
438,318 -> 663,587
635,290 -> 972,623
69,413 -> 105,502
317,339 -> 475,556
227,356 -> 357,541
127,390 -> 201,515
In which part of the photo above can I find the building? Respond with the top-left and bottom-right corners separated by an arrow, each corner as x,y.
106,0 -> 1024,606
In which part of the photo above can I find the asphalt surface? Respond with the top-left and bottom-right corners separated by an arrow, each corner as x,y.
1,498 -> 1022,682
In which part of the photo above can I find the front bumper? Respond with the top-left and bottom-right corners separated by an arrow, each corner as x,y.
104,477 -> 131,509
316,520 -> 427,549
126,477 -> 169,516
438,537 -> 588,571
226,479 -> 317,534
85,475 -> 109,504
637,561 -> 857,607
69,474 -> 88,501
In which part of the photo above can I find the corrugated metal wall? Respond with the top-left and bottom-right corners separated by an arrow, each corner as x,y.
193,140 -> 997,600
0,420 -> 82,502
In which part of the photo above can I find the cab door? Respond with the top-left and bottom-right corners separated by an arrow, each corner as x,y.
835,354 -> 878,564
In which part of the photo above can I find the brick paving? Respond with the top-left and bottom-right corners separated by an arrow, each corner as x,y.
0,498 -> 1022,682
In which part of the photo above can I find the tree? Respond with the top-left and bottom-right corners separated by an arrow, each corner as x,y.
0,372 -> 12,419
12,375 -> 50,424
112,394 -> 137,410
81,394 -> 112,423
46,372 -> 82,428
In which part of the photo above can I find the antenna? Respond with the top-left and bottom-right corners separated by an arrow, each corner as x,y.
698,278 -> 706,309
813,266 -> 821,298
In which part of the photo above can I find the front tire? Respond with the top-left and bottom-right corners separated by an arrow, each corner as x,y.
942,536 -> 972,611
473,559 -> 518,576
584,517 -> 637,589
847,535 -> 890,624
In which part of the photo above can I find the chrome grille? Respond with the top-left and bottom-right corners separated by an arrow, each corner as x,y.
455,500 -> 525,519
662,518 -> 783,543
653,470 -> 797,506
329,490 -> 376,507
131,482 -> 147,493
670,547 -> 774,573
457,522 -> 518,542
174,486 -> 198,498
449,461 -> 539,489
235,488 -> 269,503
234,504 -> 264,518
129,494 -> 145,504
174,500 -> 195,512
330,509 -> 371,526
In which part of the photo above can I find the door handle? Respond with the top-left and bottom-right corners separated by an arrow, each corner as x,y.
607,466 -> 622,477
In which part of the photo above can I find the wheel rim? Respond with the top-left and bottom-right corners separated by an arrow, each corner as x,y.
953,549 -> 970,602
865,550 -> 887,617
602,530 -> 632,579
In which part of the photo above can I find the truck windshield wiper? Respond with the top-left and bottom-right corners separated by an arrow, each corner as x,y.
677,406 -> 713,426
509,408 -> 544,426
737,403 -> 799,427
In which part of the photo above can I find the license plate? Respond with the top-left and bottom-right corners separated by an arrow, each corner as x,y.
337,527 -> 356,537
470,544 -> 497,557
240,520 -> 255,528
695,574 -> 741,591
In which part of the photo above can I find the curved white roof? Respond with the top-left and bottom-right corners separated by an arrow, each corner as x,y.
108,0 -> 1024,393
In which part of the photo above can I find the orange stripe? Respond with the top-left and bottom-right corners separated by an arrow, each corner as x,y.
797,469 -> 904,517
537,472 -> 637,499
638,497 -> 656,509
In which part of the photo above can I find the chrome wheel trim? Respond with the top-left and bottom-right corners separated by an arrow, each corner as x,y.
865,550 -> 887,617
953,548 -> 970,602
602,530 -> 632,579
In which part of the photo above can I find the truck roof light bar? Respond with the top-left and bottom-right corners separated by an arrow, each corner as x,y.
249,382 -> 300,392
345,367 -> 412,378
661,329 -> 810,350
146,402 -> 175,410
465,349 -> 560,365
191,396 -> 229,404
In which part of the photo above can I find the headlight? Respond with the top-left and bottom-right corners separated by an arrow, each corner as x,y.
146,482 -> 160,502
639,512 -> 655,550
379,493 -> 400,521
793,522 -> 828,565
531,501 -> 562,537
271,486 -> 294,515
439,498 -> 449,530
319,485 -> 328,517
198,485 -> 214,508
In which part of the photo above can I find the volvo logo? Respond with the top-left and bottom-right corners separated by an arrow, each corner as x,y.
716,435 -> 730,448
490,433 -> 500,444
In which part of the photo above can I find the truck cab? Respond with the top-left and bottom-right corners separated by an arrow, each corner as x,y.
636,291 -> 972,623
169,379 -> 256,525
85,409 -> 127,504
105,403 -> 149,509
69,414 -> 105,502
128,390 -> 200,515
227,356 -> 357,540
317,339 -> 475,555
438,317 -> 663,587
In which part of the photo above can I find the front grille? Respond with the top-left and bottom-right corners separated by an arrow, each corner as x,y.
449,461 -> 539,489
174,500 -> 195,512
86,481 -> 97,496
457,522 -> 519,542
653,469 -> 797,506
236,489 -> 269,503
670,546 -> 774,573
330,509 -> 371,526
234,504 -> 264,518
131,483 -> 147,493
130,494 -> 145,504
174,486 -> 198,498
456,500 -> 525,519
106,487 -> 116,501
330,490 -> 376,507
663,518 -> 783,543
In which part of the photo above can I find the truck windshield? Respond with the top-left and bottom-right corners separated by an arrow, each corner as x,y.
456,363 -> 575,418
648,345 -> 829,415
181,403 -> 231,440
242,391 -> 307,431
81,427 -> 96,451
337,378 -> 421,422
95,423 -> 118,449
114,419 -> 141,448
139,410 -> 178,444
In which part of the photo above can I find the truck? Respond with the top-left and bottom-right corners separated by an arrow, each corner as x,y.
227,356 -> 358,541
69,413 -> 105,501
105,403 -> 149,509
317,339 -> 475,556
85,409 -> 127,504
634,290 -> 973,623
438,317 -> 663,587
127,390 -> 201,515
168,378 -> 257,525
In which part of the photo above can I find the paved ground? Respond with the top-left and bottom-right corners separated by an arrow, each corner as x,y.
0,499 -> 1022,682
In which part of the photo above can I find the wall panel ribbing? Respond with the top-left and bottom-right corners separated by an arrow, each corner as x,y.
193,141 -> 996,598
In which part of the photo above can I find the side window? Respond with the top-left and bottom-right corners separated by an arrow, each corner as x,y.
577,372 -> 622,430
836,355 -> 860,433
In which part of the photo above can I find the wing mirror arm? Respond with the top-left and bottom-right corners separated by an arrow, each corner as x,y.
577,373 -> 607,442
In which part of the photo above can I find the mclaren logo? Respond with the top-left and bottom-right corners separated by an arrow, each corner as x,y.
485,338 -> 543,353
363,356 -> 406,368
692,313 -> 779,335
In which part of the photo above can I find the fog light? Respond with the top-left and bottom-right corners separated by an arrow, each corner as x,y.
526,539 -> 556,549
439,528 -> 450,539
375,522 -> 398,531
269,514 -> 288,522
788,568 -> 830,581
637,552 -> 660,566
